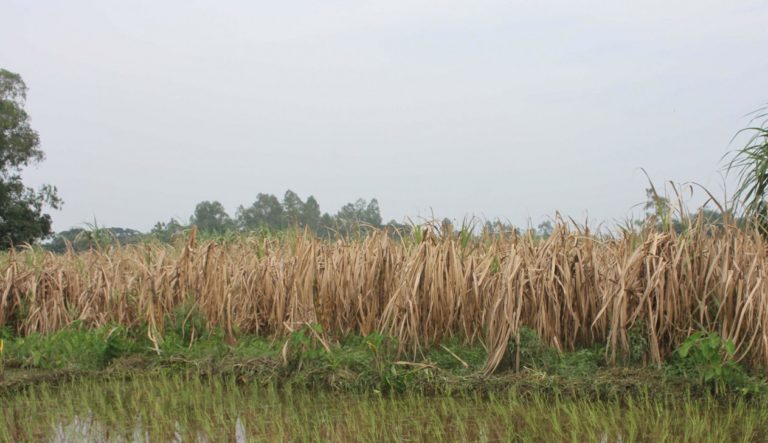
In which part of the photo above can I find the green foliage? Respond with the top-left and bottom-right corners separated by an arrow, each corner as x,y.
3,324 -> 768,400
425,339 -> 486,372
643,186 -> 673,231
667,332 -> 762,395
237,193 -> 286,231
625,321 -> 649,366
728,105 -> 768,234
101,326 -> 134,367
3,326 -> 136,370
283,324 -> 341,374
149,218 -> 187,243
335,198 -> 382,234
0,68 -> 61,248
489,256 -> 500,274
173,301 -> 207,342
39,190 -> 389,250
190,200 -> 234,235
508,327 -> 604,377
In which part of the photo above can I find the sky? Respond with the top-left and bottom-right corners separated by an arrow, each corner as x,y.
1,0 -> 767,232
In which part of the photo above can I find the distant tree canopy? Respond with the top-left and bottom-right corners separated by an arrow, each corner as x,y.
43,190 -> 395,252
190,201 -> 234,234
43,182 -> 743,254
0,69 -> 61,248
236,193 -> 285,231
149,218 -> 186,243
336,198 -> 382,233
176,190 -> 387,237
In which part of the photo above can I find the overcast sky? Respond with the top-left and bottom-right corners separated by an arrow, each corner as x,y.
2,1 -> 767,232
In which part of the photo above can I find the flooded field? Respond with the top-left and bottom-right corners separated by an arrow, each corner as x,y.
2,374 -> 766,442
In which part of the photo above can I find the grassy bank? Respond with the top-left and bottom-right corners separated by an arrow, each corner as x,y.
1,324 -> 764,398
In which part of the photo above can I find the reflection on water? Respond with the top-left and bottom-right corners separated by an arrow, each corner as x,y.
51,416 -> 248,443
48,414 -> 632,443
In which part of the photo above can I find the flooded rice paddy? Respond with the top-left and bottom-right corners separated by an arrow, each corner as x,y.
2,373 -> 767,442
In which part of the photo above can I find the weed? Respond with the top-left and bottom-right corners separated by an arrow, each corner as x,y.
666,332 -> 764,395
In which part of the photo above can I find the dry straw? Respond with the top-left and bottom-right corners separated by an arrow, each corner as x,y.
1,219 -> 766,375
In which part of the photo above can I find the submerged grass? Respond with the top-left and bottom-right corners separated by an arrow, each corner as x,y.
1,373 -> 767,442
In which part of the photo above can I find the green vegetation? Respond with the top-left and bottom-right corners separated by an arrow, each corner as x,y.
0,69 -> 61,248
2,368 -> 768,441
1,325 -> 767,441
1,324 -> 764,399
666,332 -> 760,395
44,191 -> 408,252
729,104 -> 768,234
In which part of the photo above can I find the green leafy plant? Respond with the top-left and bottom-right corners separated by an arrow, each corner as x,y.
625,321 -> 649,366
507,327 -> 603,377
283,323 -> 333,371
668,332 -> 761,395
727,105 -> 768,235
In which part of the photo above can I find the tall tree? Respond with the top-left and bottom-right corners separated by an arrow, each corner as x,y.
150,218 -> 186,242
190,201 -> 233,234
236,193 -> 284,231
302,195 -> 321,231
363,198 -> 383,227
282,190 -> 305,228
0,69 -> 61,247
335,198 -> 383,234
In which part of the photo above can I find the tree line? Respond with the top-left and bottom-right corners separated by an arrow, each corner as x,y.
155,191 -> 390,239
45,191 -> 410,252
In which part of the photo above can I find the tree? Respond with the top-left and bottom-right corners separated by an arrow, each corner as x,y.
334,198 -> 383,236
384,219 -> 412,237
150,218 -> 186,242
0,69 -> 61,247
302,196 -> 321,231
236,193 -> 284,231
363,199 -> 383,227
282,190 -> 305,228
337,198 -> 382,226
536,221 -> 554,238
190,201 -> 233,234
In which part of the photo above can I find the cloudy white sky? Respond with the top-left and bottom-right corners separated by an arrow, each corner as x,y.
1,1 -> 767,231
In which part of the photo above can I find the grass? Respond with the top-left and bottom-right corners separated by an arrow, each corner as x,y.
0,325 -> 763,398
1,373 -> 766,442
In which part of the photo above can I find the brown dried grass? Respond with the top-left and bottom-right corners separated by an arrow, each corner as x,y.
1,221 -> 767,375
